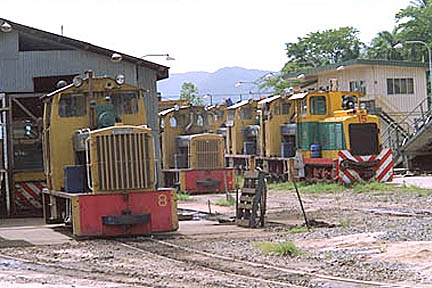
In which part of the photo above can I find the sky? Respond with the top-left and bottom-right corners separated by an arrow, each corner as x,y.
2,0 -> 412,74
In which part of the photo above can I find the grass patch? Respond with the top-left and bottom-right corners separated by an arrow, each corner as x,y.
176,192 -> 191,201
339,219 -> 351,228
289,226 -> 308,234
352,182 -> 394,193
254,241 -> 302,257
268,181 -> 347,194
215,196 -> 236,206
269,180 -> 432,195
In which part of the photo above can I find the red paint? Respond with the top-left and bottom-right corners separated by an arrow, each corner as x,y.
303,157 -> 334,165
76,190 -> 175,237
183,169 -> 235,194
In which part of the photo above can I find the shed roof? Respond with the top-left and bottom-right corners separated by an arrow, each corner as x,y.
0,18 -> 169,80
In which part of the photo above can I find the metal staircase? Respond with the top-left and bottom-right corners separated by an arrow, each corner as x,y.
380,96 -> 432,170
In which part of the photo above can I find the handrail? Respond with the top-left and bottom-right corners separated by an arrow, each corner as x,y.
381,96 -> 430,146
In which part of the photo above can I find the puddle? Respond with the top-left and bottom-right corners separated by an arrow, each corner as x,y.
0,258 -> 22,269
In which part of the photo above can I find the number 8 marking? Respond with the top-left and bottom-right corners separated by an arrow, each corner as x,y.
158,194 -> 168,207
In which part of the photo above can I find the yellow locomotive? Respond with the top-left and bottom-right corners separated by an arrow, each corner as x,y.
289,90 -> 393,183
224,90 -> 393,183
41,71 -> 178,237
159,105 -> 235,194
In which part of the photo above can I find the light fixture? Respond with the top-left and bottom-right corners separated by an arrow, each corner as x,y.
115,74 -> 125,85
336,65 -> 345,71
111,53 -> 123,63
73,75 -> 83,87
0,21 -> 12,33
297,73 -> 305,79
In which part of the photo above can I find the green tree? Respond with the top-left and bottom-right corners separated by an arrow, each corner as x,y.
395,2 -> 432,61
180,82 -> 202,106
262,27 -> 363,93
284,27 -> 364,73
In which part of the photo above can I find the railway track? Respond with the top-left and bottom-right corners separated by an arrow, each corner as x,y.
118,237 -> 411,288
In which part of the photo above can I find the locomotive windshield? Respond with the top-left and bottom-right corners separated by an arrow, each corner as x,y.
310,96 -> 327,115
111,91 -> 139,115
59,93 -> 86,117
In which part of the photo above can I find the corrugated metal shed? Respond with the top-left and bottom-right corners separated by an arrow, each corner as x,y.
0,18 -> 169,188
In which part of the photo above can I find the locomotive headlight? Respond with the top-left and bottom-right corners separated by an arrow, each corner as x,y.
73,75 -> 83,87
115,74 -> 125,85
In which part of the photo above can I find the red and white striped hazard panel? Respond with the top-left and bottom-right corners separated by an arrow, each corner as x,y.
15,181 -> 46,210
337,148 -> 393,184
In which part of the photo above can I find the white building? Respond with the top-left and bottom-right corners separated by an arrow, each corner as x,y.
288,59 -> 429,121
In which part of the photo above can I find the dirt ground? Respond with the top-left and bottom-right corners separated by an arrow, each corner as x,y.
1,176 -> 432,287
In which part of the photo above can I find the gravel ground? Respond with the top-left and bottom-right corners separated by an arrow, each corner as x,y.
1,183 -> 432,287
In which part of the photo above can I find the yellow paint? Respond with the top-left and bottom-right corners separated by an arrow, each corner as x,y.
170,189 -> 179,230
226,100 -> 258,155
14,171 -> 45,182
71,196 -> 81,236
258,95 -> 295,157
179,172 -> 186,192
189,133 -> 224,169
88,126 -> 155,193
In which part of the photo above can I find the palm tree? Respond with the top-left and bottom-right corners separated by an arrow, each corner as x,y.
367,29 -> 402,60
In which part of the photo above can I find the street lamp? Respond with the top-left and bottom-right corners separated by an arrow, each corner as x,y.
235,81 -> 262,98
394,41 -> 432,110
203,94 -> 213,106
140,53 -> 175,61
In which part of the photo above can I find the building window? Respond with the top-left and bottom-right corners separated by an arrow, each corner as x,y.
349,80 -> 366,95
387,78 -> 414,95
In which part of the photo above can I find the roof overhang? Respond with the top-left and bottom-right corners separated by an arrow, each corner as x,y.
288,92 -> 308,100
0,18 -> 169,80
285,59 -> 429,80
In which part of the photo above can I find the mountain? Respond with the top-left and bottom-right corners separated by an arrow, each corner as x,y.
157,67 -> 274,104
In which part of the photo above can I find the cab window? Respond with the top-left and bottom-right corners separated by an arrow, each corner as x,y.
240,107 -> 252,120
169,116 -> 177,128
281,102 -> 291,115
310,96 -> 327,115
301,98 -> 307,117
227,110 -> 235,122
111,91 -> 138,115
59,93 -> 86,117
197,114 -> 204,126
